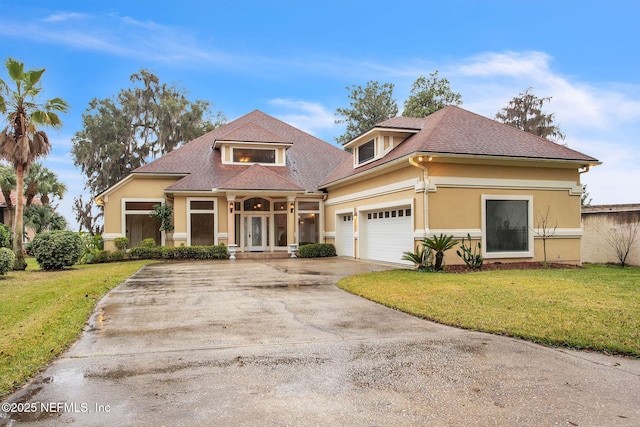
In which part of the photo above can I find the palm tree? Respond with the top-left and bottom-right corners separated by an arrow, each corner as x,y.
422,234 -> 457,271
24,204 -> 67,234
0,58 -> 69,270
24,163 -> 67,206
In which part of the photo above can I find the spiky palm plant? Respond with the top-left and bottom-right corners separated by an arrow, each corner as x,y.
402,244 -> 433,271
422,234 -> 457,271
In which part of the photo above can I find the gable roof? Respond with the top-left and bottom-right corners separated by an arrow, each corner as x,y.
133,110 -> 349,193
323,106 -> 600,186
216,163 -> 303,191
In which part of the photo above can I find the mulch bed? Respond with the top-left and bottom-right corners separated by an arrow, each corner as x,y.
444,262 -> 581,273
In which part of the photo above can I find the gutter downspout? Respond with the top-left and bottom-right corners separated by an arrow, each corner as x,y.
578,165 -> 591,174
408,156 -> 429,237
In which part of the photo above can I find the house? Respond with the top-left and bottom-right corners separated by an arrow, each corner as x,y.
581,204 -> 640,266
0,190 -> 37,241
96,106 -> 600,266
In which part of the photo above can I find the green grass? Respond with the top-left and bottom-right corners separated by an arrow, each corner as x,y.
338,264 -> 640,357
0,259 -> 153,398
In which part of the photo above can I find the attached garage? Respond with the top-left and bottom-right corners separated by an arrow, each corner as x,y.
336,213 -> 354,257
360,207 -> 414,265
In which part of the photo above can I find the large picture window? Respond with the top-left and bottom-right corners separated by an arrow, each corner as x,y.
483,196 -> 533,258
357,139 -> 375,165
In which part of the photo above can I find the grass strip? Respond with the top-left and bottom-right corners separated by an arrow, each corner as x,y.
338,264 -> 640,357
0,259 -> 153,398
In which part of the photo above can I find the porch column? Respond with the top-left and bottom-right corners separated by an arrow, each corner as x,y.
227,195 -> 236,246
287,196 -> 296,245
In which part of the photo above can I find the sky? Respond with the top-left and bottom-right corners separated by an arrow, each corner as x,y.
1,0 -> 640,227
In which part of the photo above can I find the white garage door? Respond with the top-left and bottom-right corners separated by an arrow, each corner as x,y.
337,214 -> 354,257
362,207 -> 413,265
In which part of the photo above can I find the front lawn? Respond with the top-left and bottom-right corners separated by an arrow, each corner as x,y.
338,264 -> 640,357
0,259 -> 153,398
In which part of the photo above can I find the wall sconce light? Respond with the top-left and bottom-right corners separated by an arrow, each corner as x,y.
418,156 -> 423,162
428,156 -> 433,161
290,203 -> 294,213
229,202 -> 234,213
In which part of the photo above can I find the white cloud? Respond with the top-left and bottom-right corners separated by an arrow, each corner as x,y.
268,99 -> 338,139
459,51 -> 553,80
42,12 -> 88,23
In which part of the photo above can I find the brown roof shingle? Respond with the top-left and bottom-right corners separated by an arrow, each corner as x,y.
134,110 -> 349,193
323,106 -> 600,186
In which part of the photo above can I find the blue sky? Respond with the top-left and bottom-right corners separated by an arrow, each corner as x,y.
1,0 -> 639,225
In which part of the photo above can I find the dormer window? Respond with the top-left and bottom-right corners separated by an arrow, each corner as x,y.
233,148 -> 276,164
357,139 -> 375,165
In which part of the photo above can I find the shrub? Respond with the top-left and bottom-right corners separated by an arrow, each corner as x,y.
114,237 -> 129,251
109,250 -> 126,262
164,245 -> 229,260
0,224 -> 11,248
298,243 -> 336,258
129,246 -> 164,259
30,231 -> 83,270
0,247 -> 15,274
141,238 -> 157,248
94,250 -> 111,264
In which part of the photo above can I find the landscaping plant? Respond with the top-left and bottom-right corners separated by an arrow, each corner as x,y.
0,247 -> 15,274
422,234 -> 457,271
456,233 -> 483,270
30,230 -> 83,270
402,244 -> 433,271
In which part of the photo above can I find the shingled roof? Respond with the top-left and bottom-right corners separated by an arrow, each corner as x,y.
322,106 -> 600,186
133,110 -> 349,193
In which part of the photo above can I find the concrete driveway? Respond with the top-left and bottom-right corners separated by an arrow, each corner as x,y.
2,258 -> 639,426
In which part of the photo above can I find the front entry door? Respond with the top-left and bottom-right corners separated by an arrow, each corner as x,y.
248,216 -> 266,251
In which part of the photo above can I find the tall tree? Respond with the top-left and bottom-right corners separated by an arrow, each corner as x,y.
72,69 -> 225,196
403,71 -> 462,117
495,87 -> 565,143
335,81 -> 398,145
0,58 -> 68,270
24,163 -> 67,206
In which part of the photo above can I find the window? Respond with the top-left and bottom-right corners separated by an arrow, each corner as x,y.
124,200 -> 163,247
298,213 -> 318,245
275,213 -> 287,246
483,196 -> 533,258
233,148 -> 276,164
297,200 -> 320,245
189,199 -> 216,246
297,201 -> 319,210
357,139 -> 375,164
244,198 -> 270,211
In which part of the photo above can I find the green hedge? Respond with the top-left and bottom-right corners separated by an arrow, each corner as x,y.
298,243 -> 337,258
121,244 -> 229,261
161,245 -> 229,260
